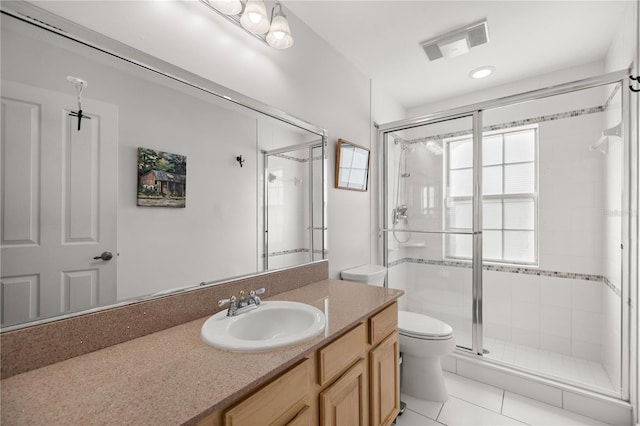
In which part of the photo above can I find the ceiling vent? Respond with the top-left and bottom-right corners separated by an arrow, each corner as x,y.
420,20 -> 489,61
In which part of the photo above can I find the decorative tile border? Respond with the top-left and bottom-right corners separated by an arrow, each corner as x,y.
264,248 -> 328,257
603,276 -> 622,297
273,153 -> 308,162
272,152 -> 327,163
388,257 -> 621,297
393,83 -> 621,146
402,105 -> 606,145
265,248 -> 309,257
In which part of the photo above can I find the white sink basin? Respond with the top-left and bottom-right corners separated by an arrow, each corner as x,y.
201,301 -> 326,352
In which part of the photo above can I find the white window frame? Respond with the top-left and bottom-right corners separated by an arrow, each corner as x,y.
443,124 -> 539,266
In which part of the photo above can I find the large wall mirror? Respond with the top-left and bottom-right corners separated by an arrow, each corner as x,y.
0,4 -> 327,330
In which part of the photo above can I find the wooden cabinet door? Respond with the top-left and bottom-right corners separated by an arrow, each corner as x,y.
223,359 -> 311,426
319,359 -> 366,426
369,333 -> 400,426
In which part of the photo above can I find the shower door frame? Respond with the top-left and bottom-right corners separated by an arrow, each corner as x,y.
378,68 -> 634,399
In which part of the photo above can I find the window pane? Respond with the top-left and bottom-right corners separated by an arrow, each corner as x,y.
351,148 -> 369,169
483,199 -> 502,229
504,163 -> 535,194
504,199 -> 535,230
483,135 -> 502,166
504,230 -> 535,263
446,233 -> 472,259
449,139 -> 472,169
504,130 -> 535,163
483,165 -> 503,195
346,169 -> 367,189
483,230 -> 502,260
449,168 -> 472,196
340,146 -> 354,165
448,200 -> 472,229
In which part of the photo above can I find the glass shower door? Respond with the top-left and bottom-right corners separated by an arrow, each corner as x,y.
383,114 -> 481,352
480,82 -> 625,397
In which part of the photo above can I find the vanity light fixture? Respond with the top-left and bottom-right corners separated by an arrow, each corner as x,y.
240,0 -> 270,34
470,66 -> 495,79
208,0 -> 242,15
203,0 -> 294,49
266,3 -> 294,49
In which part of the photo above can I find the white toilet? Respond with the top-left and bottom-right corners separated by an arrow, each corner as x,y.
341,264 -> 456,402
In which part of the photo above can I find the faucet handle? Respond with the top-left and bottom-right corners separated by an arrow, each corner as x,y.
249,288 -> 265,305
218,295 -> 237,307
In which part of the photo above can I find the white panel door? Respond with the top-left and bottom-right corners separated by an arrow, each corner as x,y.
1,81 -> 118,326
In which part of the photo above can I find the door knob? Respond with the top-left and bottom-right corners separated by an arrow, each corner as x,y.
93,251 -> 113,261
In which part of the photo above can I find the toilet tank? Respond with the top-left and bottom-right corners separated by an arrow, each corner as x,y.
340,264 -> 387,286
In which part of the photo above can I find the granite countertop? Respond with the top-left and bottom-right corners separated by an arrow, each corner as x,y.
0,279 -> 402,425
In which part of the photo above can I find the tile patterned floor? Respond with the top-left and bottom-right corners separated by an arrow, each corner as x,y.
482,337 -> 617,394
394,371 -> 611,426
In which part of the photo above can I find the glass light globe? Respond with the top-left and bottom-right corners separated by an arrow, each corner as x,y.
240,0 -> 269,34
208,0 -> 242,15
266,12 -> 294,49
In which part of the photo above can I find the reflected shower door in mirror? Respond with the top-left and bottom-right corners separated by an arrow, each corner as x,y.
0,8 -> 326,329
262,140 -> 325,271
384,115 -> 477,351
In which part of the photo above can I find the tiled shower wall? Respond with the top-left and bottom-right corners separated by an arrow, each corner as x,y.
389,261 -> 621,387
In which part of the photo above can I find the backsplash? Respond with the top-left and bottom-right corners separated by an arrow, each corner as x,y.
0,261 -> 328,379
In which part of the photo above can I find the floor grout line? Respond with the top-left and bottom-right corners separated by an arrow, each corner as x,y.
435,400 -> 445,421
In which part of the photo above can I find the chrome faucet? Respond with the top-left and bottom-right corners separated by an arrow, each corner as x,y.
393,205 -> 408,225
218,288 -> 266,316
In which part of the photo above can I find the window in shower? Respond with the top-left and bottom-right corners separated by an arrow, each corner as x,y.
445,125 -> 538,265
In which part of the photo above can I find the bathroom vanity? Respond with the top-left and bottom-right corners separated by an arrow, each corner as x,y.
0,279 -> 402,425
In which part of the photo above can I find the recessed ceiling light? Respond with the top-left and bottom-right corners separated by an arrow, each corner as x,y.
470,66 -> 495,79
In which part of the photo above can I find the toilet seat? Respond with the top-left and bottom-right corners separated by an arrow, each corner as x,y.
398,310 -> 453,340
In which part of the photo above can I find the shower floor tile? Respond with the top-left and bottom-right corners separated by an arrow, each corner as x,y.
482,337 -> 618,394
395,373 -> 610,426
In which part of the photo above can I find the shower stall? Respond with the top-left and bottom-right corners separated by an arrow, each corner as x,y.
262,141 -> 325,271
379,70 -> 635,399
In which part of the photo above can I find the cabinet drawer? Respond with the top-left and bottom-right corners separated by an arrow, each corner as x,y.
369,303 -> 397,346
224,358 -> 311,426
318,323 -> 365,386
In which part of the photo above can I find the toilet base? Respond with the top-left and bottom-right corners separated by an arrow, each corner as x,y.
401,353 -> 449,402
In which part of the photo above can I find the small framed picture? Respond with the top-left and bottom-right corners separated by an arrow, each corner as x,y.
137,147 -> 186,208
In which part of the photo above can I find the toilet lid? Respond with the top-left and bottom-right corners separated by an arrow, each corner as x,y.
398,310 -> 453,339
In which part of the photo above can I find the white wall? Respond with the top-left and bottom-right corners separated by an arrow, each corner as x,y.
29,0 -> 404,279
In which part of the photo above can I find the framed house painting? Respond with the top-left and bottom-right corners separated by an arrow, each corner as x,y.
137,147 -> 187,207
